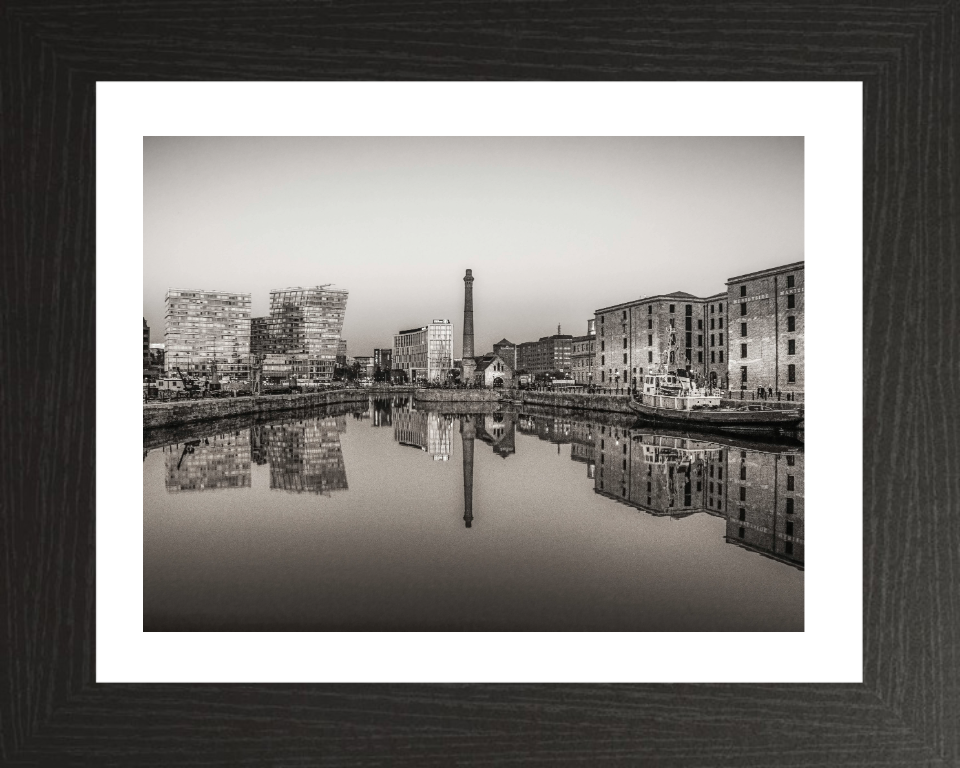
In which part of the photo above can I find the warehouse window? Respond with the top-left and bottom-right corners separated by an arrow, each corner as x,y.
787,294 -> 796,309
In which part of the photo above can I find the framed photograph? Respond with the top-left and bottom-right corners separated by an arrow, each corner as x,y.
6,4 -> 956,765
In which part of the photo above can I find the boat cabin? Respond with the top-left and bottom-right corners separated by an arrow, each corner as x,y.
639,371 -> 722,411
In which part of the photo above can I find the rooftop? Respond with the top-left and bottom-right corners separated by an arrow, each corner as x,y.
595,292 -> 714,313
726,261 -> 805,284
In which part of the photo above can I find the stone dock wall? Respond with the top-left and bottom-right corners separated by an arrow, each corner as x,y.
413,389 -> 502,403
143,400 -> 365,450
520,390 -> 634,414
144,389 -> 373,430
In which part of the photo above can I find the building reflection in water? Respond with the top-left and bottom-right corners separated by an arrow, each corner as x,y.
461,415 -> 475,528
393,410 -> 455,461
165,417 -> 348,496
251,417 -> 349,494
590,424 -> 803,568
513,413 -> 802,569
475,413 -> 516,459
164,431 -> 251,492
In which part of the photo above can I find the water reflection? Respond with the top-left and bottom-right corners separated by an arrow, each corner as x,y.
253,417 -> 348,495
164,417 -> 347,496
461,415 -> 475,528
154,403 -> 802,567
164,432 -> 251,492
514,414 -> 803,569
393,409 -> 455,461
145,399 -> 804,631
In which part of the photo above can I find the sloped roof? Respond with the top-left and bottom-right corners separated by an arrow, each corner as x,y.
494,338 -> 515,346
663,291 -> 699,299
474,353 -> 504,372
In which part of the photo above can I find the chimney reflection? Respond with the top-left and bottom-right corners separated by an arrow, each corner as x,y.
461,415 -> 475,528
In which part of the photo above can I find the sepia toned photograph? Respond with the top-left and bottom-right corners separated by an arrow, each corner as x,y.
142,136 -> 805,632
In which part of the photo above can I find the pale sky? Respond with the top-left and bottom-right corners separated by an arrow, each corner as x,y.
144,137 -> 803,356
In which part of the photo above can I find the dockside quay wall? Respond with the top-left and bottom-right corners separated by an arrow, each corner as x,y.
413,389 -> 501,403
521,391 -> 633,414
144,390 -> 370,430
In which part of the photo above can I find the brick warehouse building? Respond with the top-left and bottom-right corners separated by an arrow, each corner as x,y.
516,331 -> 573,376
593,292 -> 728,390
593,261 -> 803,393
726,262 -> 804,394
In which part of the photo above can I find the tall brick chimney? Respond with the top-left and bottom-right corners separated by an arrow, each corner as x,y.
461,269 -> 476,384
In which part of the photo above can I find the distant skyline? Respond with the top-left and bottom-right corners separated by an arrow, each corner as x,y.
144,137 -> 803,355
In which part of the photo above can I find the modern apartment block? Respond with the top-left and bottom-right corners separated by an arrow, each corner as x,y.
164,289 -> 252,379
726,262 -> 804,393
250,286 -> 349,383
516,331 -> 573,376
393,319 -> 454,383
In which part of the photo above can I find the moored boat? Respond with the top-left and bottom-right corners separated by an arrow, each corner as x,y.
629,371 -> 802,434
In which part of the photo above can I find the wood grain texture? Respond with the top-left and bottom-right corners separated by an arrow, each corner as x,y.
2,1 -> 957,765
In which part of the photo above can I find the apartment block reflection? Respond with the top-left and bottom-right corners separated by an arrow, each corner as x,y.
393,410 -> 455,460
165,432 -> 251,492
257,418 -> 348,494
725,448 -> 804,567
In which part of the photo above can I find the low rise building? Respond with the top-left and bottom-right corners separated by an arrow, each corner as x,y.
472,353 -> 513,388
393,319 -> 454,383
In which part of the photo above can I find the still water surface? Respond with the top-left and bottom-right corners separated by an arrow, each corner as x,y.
144,397 -> 803,631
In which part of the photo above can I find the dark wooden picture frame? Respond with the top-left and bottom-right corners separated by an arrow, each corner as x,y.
3,3 -> 957,765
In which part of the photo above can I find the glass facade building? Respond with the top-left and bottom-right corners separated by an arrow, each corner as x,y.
393,319 -> 454,383
164,289 -> 252,380
250,286 -> 349,383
